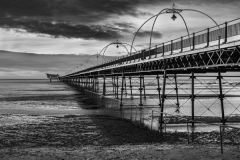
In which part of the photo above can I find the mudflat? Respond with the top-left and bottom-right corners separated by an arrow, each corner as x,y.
0,115 -> 240,160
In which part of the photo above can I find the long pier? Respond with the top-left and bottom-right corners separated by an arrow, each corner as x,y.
60,18 -> 240,131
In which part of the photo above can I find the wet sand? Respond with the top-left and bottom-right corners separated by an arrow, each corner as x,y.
0,115 -> 240,160
1,80 -> 240,159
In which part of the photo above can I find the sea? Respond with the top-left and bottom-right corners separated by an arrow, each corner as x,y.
0,79 -> 240,132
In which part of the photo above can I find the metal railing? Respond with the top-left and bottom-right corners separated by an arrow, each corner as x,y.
64,18 -> 240,77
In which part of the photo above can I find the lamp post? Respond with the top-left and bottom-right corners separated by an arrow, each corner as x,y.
86,53 -> 106,66
98,40 -> 138,64
99,40 -> 137,57
83,59 -> 95,66
130,3 -> 221,54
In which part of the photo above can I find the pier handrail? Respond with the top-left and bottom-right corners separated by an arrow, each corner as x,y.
62,18 -> 240,78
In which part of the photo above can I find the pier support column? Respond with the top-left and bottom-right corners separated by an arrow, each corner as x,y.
174,74 -> 180,113
95,77 -> 98,93
218,71 -> 226,125
120,73 -> 125,111
191,72 -> 195,127
112,76 -> 115,97
80,77 -> 82,90
103,75 -> 106,97
139,74 -> 143,108
159,70 -> 167,134
92,77 -> 94,91
143,75 -> 146,99
129,76 -> 133,100
156,74 -> 161,108
116,76 -> 119,99
124,78 -> 127,96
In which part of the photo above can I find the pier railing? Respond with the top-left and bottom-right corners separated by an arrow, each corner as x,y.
64,18 -> 240,77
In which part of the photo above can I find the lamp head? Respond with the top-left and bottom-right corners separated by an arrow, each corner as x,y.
171,14 -> 177,21
116,39 -> 119,48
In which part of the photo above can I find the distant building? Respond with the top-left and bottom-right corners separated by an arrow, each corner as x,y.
45,73 -> 59,82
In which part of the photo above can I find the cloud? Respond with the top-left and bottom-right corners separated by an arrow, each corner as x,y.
0,0 -> 160,40
0,0 -> 237,40
0,19 -> 123,40
0,0 -> 158,23
0,50 -> 115,77
136,31 -> 163,38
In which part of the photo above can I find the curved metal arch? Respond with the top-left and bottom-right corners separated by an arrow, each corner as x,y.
150,10 -> 193,50
86,53 -> 107,64
150,10 -> 170,50
182,9 -> 220,29
176,12 -> 191,49
132,7 -> 221,54
130,8 -> 169,54
118,42 -> 137,52
78,63 -> 87,69
83,59 -> 95,66
99,42 -> 137,57
102,43 -> 130,57
150,9 -> 220,50
98,42 -> 138,65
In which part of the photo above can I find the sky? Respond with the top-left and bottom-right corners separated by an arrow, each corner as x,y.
0,0 -> 239,79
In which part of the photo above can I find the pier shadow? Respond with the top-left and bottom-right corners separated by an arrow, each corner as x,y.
0,115 -> 188,148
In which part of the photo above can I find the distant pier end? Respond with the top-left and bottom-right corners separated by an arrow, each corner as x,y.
46,73 -> 59,82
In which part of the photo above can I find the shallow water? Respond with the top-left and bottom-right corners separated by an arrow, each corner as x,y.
1,79 -> 240,133
0,80 -> 101,125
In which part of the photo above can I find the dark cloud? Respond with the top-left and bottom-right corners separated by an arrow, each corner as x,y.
136,31 -> 163,38
0,0 -> 236,40
114,22 -> 136,30
103,22 -> 136,34
0,19 -> 123,40
0,0 -> 157,23
0,0 -> 160,39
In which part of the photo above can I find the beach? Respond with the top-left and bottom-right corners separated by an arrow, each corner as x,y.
0,115 -> 240,159
0,80 -> 240,159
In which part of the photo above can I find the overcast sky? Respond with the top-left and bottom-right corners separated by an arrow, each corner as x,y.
0,0 -> 239,79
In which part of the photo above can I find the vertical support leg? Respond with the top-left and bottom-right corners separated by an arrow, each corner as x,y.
124,78 -> 127,96
191,72 -> 195,127
174,74 -> 180,113
86,77 -> 89,90
88,77 -> 90,90
143,75 -> 146,99
81,77 -> 83,88
83,77 -> 85,90
218,71 -> 226,125
92,77 -> 94,91
156,74 -> 161,108
159,71 -> 167,134
103,75 -> 106,97
79,78 -> 81,89
112,76 -> 115,97
139,75 -> 143,108
129,76 -> 133,100
91,77 -> 93,91
95,77 -> 99,93
120,73 -> 125,111
116,76 -> 119,99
